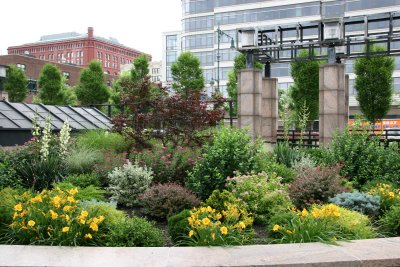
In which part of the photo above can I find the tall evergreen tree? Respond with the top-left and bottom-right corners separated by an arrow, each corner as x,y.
4,65 -> 28,102
171,52 -> 204,94
354,45 -> 395,124
76,61 -> 110,105
290,50 -> 321,122
38,64 -> 64,105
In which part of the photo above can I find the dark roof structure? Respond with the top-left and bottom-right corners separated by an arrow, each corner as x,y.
0,101 -> 112,146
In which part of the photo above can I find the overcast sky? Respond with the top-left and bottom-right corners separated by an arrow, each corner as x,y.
0,0 -> 182,61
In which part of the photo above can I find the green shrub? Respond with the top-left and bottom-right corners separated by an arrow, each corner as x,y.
329,191 -> 380,217
54,182 -> 106,201
254,152 -> 296,184
274,142 -> 302,168
64,173 -> 101,188
0,152 -> 21,189
187,127 -> 264,199
93,150 -> 127,187
167,209 -> 191,245
79,201 -> 126,229
139,183 -> 200,220
227,172 -> 292,224
76,130 -> 128,153
289,165 -> 346,208
108,161 -> 153,207
106,217 -> 164,247
0,188 -> 20,234
65,147 -> 103,174
134,143 -> 200,184
379,205 -> 400,236
203,190 -> 242,212
325,125 -> 400,188
271,204 -> 376,244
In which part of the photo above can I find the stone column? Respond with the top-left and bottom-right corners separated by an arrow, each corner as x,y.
319,63 -> 348,145
238,69 -> 263,139
261,78 -> 278,143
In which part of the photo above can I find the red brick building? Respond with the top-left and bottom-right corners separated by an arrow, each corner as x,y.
7,27 -> 149,75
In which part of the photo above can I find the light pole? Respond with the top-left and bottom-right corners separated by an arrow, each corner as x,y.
216,25 -> 235,94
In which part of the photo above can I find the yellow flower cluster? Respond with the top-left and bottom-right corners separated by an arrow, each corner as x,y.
10,187 -> 106,244
369,183 -> 400,200
187,204 -> 253,245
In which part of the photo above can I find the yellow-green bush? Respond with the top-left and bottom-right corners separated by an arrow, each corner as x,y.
369,183 -> 400,212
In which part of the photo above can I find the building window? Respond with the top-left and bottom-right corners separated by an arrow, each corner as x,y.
16,64 -> 26,71
62,72 -> 70,80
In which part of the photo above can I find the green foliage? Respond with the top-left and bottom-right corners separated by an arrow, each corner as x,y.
38,64 -> 65,105
108,161 -> 153,207
65,146 -> 103,174
368,183 -> 400,212
139,183 -> 200,221
289,165 -> 346,209
64,173 -> 101,188
203,190 -> 242,212
133,143 -> 200,184
76,61 -> 110,105
254,151 -> 296,184
329,191 -> 381,217
186,127 -> 264,199
0,188 -> 19,234
106,217 -> 164,247
326,124 -> 400,188
271,204 -> 376,244
226,53 -> 263,114
76,130 -> 128,153
131,54 -> 150,82
290,50 -> 321,122
379,205 -> 400,236
227,173 -> 292,224
0,153 -> 21,189
4,65 -> 28,102
355,45 -> 395,123
274,142 -> 302,168
54,182 -> 106,201
171,51 -> 204,94
167,209 -> 191,245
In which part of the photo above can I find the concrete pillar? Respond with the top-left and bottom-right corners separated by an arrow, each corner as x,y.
319,63 -> 348,145
261,78 -> 278,143
238,69 -> 278,142
238,69 -> 262,139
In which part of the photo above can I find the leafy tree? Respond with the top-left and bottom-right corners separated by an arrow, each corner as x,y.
354,45 -> 395,124
171,52 -> 204,94
226,53 -> 263,114
38,64 -> 65,105
3,65 -> 28,102
76,61 -> 110,105
131,54 -> 149,82
290,50 -> 322,123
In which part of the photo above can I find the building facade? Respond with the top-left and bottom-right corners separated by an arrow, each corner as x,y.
162,31 -> 182,89
8,27 -> 150,76
163,0 -> 400,113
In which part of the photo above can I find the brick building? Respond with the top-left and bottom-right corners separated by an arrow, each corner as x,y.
7,27 -> 149,76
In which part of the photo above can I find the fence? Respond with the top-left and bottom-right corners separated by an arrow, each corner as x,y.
277,128 -> 400,148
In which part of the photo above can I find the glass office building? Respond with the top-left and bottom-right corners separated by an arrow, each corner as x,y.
163,0 -> 400,107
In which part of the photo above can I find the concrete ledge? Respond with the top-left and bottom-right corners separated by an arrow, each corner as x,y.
0,237 -> 399,267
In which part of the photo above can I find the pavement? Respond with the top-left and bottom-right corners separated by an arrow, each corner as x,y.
0,237 -> 399,267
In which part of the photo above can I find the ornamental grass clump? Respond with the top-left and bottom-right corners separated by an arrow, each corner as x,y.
271,204 -> 376,244
184,204 -> 254,246
4,187 -> 107,246
108,160 -> 153,207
